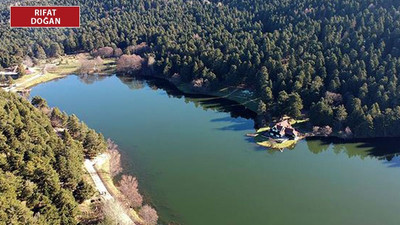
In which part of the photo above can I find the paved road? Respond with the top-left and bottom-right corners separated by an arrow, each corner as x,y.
85,154 -> 135,225
84,157 -> 113,200
3,73 -> 42,92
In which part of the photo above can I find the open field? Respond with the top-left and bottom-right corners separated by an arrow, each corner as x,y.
11,54 -> 117,91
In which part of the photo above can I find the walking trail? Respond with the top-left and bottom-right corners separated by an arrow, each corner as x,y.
85,154 -> 135,225
4,73 -> 43,92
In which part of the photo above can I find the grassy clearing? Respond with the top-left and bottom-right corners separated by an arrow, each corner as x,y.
214,87 -> 260,112
256,126 -> 271,133
50,54 -> 116,75
14,54 -> 117,90
175,82 -> 260,113
16,73 -> 65,90
98,58 -> 117,74
254,135 -> 297,149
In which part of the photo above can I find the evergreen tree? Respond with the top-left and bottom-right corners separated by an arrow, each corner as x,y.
83,129 -> 106,158
17,64 -> 26,77
257,100 -> 267,115
35,45 -> 46,60
286,93 -> 303,119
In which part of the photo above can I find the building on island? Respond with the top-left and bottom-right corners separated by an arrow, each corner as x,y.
269,120 -> 299,140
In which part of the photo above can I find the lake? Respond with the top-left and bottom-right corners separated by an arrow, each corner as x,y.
31,75 -> 400,225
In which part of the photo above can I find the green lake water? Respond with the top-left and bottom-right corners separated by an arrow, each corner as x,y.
30,75 -> 400,225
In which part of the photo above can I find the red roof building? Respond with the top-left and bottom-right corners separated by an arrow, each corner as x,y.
269,120 -> 299,139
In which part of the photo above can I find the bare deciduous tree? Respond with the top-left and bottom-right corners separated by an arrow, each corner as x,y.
116,54 -> 144,73
114,48 -> 123,57
312,126 -> 333,136
345,126 -> 353,137
23,56 -> 34,67
138,205 -> 158,225
147,56 -> 155,67
79,58 -> 95,74
191,78 -> 209,88
92,47 -> 114,58
79,56 -> 103,74
107,139 -> 122,177
126,42 -> 150,55
118,175 -> 143,208
325,91 -> 343,105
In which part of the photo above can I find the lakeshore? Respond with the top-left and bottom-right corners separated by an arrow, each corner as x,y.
11,54 -> 400,146
2,55 -> 150,224
93,153 -> 142,223
29,75 -> 400,225
4,54 -> 116,92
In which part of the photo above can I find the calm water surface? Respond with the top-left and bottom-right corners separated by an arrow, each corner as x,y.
31,75 -> 400,225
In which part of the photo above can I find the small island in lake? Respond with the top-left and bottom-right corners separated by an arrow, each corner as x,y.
248,118 -> 307,150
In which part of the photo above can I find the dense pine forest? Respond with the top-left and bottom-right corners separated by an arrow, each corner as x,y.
1,0 -> 400,137
0,90 -> 107,224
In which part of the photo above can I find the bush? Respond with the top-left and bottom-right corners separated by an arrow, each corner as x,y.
139,205 -> 158,225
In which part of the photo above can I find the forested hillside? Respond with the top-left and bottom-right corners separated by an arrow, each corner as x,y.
0,90 -> 106,224
1,0 -> 400,137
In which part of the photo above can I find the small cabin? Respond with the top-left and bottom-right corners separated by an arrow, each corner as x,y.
269,120 -> 299,139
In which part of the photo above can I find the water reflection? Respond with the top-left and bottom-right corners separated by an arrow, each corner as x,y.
307,137 -> 400,164
118,76 -> 145,90
117,75 -> 257,120
78,74 -> 108,85
72,74 -> 400,164
384,156 -> 400,168
210,117 -> 254,131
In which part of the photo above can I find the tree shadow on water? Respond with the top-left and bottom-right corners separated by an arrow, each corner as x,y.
307,137 -> 400,167
384,155 -> 400,168
118,75 -> 257,120
210,116 -> 254,131
193,97 -> 256,120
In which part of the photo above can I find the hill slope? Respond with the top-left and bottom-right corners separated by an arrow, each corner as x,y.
0,90 -> 106,224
